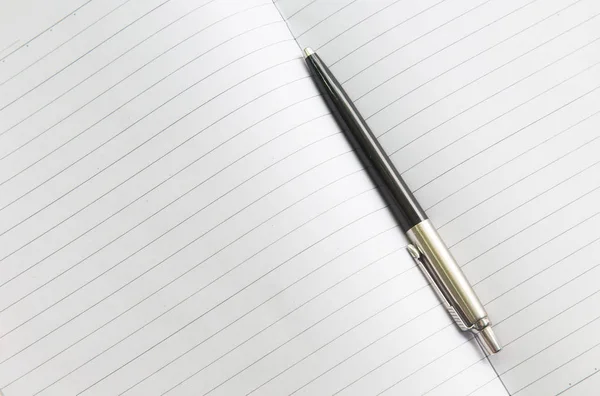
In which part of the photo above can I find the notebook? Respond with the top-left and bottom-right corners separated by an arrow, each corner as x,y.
0,0 -> 598,394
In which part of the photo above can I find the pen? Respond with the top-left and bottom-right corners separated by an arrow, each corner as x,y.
303,48 -> 501,354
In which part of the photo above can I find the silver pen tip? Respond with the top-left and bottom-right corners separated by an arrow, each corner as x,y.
303,47 -> 315,58
477,326 -> 502,355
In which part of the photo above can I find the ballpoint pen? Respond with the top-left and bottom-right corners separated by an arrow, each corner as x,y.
303,47 -> 501,354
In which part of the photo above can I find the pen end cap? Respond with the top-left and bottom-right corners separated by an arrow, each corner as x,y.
477,326 -> 502,355
303,47 -> 315,58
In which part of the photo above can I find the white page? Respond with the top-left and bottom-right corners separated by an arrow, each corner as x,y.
278,0 -> 600,394
0,0 -> 498,395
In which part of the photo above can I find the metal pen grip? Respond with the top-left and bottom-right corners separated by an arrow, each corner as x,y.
406,220 -> 487,330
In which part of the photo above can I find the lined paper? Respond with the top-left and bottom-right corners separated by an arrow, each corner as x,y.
0,1 -> 498,395
279,0 -> 600,394
0,0 -> 91,61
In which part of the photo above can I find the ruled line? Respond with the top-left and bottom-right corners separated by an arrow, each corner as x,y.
380,9 -> 600,143
202,274 -> 435,396
454,179 -> 600,255
0,1 -> 233,142
340,0 -> 496,84
0,0 -> 173,112
0,0 -> 133,87
0,110 -> 333,343
468,211 -> 600,286
486,353 -> 512,396
243,283 -> 431,396
315,0 -> 407,52
438,143 -> 600,231
64,205 -> 390,396
0,0 -> 230,141
295,0 -> 359,38
0,0 -> 94,62
465,376 -> 498,396
262,294 -> 440,396
512,337 -> 600,394
0,73 -> 312,293
123,231 -> 402,395
405,63 -> 600,184
422,355 -> 488,395
411,77 -> 600,191
374,338 -> 476,396
425,108 -> 600,212
0,6 -> 278,183
3,134 -> 358,386
0,39 -> 20,57
555,369 -> 600,395
492,259 -> 600,326
500,290 -> 600,357
10,163 -> 362,383
0,93 -> 323,319
329,324 -> 455,396
328,0 -> 449,67
10,135 -> 364,393
0,42 -> 297,249
0,2 -> 435,396
284,0 -> 317,20
0,92 -> 323,305
0,61 -> 304,322
277,0 -> 600,394
358,0 -> 539,106
7,0 -> 600,394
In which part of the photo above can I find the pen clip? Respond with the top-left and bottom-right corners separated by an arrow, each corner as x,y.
407,244 -> 471,331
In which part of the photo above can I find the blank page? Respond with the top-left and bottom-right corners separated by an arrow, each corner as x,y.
0,0 -> 498,395
278,0 -> 600,394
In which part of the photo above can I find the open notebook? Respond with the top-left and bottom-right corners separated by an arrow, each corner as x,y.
0,0 -> 598,394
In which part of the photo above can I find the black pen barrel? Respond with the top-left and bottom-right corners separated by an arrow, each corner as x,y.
304,50 -> 427,232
